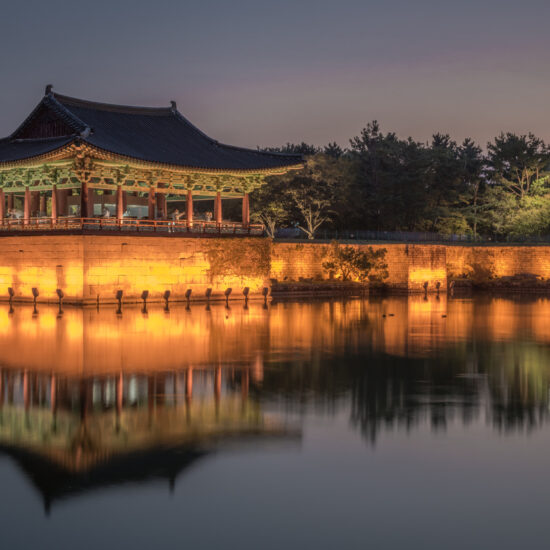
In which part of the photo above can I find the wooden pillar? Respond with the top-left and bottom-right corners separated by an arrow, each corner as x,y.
58,189 -> 68,216
0,189 -> 5,224
156,183 -> 167,219
30,191 -> 40,216
214,192 -> 222,225
51,185 -> 57,224
116,185 -> 124,222
148,186 -> 156,220
24,186 -> 30,225
186,189 -> 193,227
39,193 -> 46,215
242,193 -> 250,228
7,193 -> 13,210
80,181 -> 89,218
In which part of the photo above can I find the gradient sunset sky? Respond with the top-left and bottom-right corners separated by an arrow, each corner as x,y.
1,0 -> 548,149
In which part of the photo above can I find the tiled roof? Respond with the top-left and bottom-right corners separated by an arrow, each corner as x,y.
0,136 -> 74,162
0,91 -> 303,171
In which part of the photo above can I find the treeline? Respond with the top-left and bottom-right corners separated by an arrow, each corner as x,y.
252,121 -> 550,239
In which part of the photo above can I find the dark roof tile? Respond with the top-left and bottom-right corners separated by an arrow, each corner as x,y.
0,92 -> 303,171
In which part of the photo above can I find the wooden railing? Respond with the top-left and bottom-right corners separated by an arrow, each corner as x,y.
0,217 -> 265,235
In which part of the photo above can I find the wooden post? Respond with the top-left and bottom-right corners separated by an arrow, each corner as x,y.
24,186 -> 30,225
148,186 -> 156,220
7,193 -> 13,211
31,191 -> 40,216
242,193 -> 250,228
39,193 -> 46,215
51,185 -> 57,224
186,189 -> 193,227
214,191 -> 222,225
58,189 -> 68,216
0,189 -> 5,224
116,185 -> 124,222
80,181 -> 89,218
156,183 -> 167,219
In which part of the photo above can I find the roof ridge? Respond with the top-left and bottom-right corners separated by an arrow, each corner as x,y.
45,95 -> 89,134
53,93 -> 173,116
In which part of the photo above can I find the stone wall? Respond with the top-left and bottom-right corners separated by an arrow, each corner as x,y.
0,235 -> 272,304
271,242 -> 447,292
3,235 -> 550,304
446,245 -> 550,281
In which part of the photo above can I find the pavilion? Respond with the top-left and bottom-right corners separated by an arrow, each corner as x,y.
0,86 -> 302,233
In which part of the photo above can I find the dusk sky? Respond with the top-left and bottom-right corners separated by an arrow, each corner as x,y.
1,0 -> 549,149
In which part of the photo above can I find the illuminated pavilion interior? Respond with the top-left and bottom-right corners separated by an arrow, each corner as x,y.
0,85 -> 302,232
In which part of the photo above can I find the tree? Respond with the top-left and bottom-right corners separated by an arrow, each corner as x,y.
322,241 -> 388,282
349,121 -> 429,231
458,138 -> 484,240
488,132 -> 550,199
250,180 -> 288,238
284,155 -> 342,239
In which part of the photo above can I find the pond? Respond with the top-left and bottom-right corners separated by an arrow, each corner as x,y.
1,295 -> 549,549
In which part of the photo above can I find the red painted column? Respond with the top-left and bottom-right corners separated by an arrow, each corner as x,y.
39,193 -> 46,215
156,183 -> 167,219
148,186 -> 156,220
58,189 -> 68,216
24,186 -> 30,225
51,185 -> 57,224
242,193 -> 250,228
214,192 -> 222,225
186,189 -> 193,227
80,181 -> 89,218
0,189 -> 5,225
116,185 -> 124,222
30,191 -> 40,216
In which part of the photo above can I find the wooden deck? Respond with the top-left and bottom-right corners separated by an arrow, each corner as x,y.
0,217 -> 264,236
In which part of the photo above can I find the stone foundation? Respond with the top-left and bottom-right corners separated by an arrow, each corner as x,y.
1,236 -> 549,304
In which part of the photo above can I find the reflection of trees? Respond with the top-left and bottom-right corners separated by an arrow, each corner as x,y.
259,340 -> 550,444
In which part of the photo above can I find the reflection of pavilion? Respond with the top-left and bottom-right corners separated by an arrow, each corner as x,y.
0,365 -> 298,513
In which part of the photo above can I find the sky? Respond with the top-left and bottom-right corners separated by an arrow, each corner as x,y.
0,0 -> 549,149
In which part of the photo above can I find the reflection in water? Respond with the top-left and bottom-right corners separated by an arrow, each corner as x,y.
0,365 -> 294,513
2,296 -> 550,515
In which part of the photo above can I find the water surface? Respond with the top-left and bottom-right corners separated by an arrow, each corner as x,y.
1,296 -> 550,549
